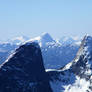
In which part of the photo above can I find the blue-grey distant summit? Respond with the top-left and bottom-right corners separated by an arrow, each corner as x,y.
29,33 -> 55,47
41,33 -> 55,43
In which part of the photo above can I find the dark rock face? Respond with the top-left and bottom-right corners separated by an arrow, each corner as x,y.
71,36 -> 92,77
0,42 -> 52,92
67,35 -> 92,92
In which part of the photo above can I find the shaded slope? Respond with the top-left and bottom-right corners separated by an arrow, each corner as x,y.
0,42 -> 52,92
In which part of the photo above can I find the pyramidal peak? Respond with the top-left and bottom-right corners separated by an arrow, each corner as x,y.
76,34 -> 92,55
65,35 -> 92,79
41,32 -> 54,42
83,34 -> 92,47
28,33 -> 55,47
63,35 -> 92,73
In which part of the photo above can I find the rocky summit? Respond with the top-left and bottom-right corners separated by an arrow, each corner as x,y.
0,42 -> 52,92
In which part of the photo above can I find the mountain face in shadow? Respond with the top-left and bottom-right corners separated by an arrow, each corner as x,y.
71,35 -> 92,78
0,42 -> 52,92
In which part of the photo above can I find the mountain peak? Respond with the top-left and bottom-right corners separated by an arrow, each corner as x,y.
0,41 -> 52,92
29,33 -> 55,47
68,35 -> 92,78
41,32 -> 54,42
83,35 -> 92,44
8,36 -> 29,45
77,35 -> 92,53
59,36 -> 81,45
41,32 -> 50,37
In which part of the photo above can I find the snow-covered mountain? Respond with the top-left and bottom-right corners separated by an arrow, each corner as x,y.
65,35 -> 92,78
59,36 -> 81,45
69,35 -> 92,92
29,33 -> 55,47
46,35 -> 92,92
29,33 -> 80,69
0,33 -> 80,69
8,36 -> 29,45
0,34 -> 92,92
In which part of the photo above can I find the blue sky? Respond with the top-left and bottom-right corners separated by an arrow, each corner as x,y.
0,0 -> 92,40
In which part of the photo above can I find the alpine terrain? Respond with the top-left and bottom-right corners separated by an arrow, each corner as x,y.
0,33 -> 80,69
0,34 -> 92,92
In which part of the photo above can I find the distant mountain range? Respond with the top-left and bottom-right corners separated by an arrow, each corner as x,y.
0,33 -> 81,69
59,35 -> 81,45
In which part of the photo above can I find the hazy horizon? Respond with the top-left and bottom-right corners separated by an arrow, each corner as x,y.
0,0 -> 92,40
